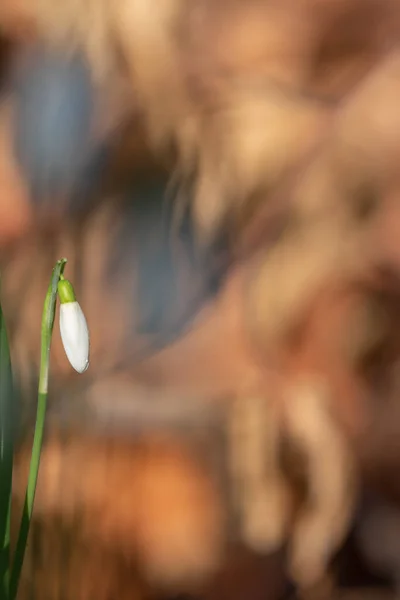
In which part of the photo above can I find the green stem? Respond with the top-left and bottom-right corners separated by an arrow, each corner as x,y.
9,258 -> 67,600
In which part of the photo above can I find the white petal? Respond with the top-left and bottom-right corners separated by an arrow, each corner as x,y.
59,301 -> 89,373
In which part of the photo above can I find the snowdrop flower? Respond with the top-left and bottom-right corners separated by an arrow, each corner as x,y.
57,278 -> 89,373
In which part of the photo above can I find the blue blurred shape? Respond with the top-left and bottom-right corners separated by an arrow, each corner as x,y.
12,46 -> 95,202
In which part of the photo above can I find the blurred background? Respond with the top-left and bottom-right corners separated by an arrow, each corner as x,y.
2,1 -> 400,599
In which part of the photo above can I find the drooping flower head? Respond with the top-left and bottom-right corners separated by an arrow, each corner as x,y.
58,278 -> 89,373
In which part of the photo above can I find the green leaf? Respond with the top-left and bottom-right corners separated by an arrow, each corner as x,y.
0,301 -> 14,600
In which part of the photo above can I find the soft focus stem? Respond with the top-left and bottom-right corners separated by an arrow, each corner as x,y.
9,258 -> 67,600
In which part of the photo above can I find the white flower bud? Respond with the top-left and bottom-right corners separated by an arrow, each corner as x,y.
59,300 -> 89,374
